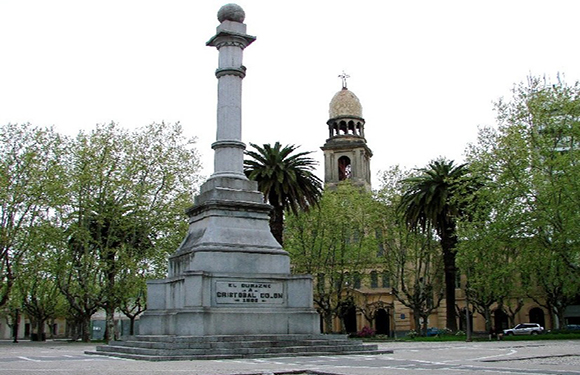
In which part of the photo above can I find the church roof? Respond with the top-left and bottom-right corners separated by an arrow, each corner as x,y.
329,88 -> 363,119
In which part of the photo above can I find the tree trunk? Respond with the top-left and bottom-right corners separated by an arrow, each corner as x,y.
49,318 -> 55,339
421,314 -> 429,336
269,206 -> 284,246
483,308 -> 492,333
443,248 -> 457,331
36,319 -> 46,341
412,311 -> 421,336
105,306 -> 116,342
554,307 -> 565,330
81,315 -> 91,342
441,225 -> 458,331
12,309 -> 20,343
323,311 -> 333,334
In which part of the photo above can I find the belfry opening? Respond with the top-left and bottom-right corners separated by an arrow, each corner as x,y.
338,156 -> 352,181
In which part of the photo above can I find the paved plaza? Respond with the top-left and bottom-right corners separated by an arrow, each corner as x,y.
1,339 -> 580,375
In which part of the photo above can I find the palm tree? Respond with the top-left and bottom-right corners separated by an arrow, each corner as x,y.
398,158 -> 474,331
244,142 -> 323,247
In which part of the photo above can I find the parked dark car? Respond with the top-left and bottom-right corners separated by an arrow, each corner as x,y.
503,323 -> 544,336
565,324 -> 580,331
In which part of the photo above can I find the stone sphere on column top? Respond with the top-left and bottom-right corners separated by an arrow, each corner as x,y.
217,4 -> 245,23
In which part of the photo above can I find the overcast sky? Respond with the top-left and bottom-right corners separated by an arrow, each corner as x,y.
2,0 -> 579,188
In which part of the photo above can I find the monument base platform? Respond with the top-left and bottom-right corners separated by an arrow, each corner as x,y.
86,334 -> 392,361
138,270 -> 320,336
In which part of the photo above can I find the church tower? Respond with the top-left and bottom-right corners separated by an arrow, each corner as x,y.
321,73 -> 373,191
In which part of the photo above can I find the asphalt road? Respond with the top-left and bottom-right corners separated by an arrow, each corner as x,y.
1,339 -> 579,375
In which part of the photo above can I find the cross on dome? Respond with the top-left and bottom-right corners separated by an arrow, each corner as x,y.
338,71 -> 350,89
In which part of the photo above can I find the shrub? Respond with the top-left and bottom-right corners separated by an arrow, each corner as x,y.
351,326 -> 376,338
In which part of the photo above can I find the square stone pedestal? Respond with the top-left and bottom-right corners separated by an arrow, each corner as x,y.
139,271 -> 320,336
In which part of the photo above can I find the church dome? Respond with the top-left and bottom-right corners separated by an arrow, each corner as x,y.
329,88 -> 363,119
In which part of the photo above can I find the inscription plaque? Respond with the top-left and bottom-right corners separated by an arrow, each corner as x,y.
216,281 -> 284,304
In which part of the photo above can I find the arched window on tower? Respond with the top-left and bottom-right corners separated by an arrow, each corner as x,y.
348,121 -> 355,135
339,121 -> 347,135
338,156 -> 351,181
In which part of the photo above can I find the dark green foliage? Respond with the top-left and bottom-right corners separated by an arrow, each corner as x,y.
286,182 -> 382,333
244,142 -> 322,246
398,159 -> 478,331
465,76 -> 580,329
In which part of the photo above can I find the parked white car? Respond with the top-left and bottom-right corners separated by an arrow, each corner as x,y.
503,323 -> 544,336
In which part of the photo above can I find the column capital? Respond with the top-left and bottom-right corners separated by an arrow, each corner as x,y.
207,25 -> 256,50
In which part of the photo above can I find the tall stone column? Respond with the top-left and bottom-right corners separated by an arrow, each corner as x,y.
206,5 -> 255,180
163,4 -> 286,279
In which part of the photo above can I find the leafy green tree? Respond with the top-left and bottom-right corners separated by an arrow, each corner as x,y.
455,180 -> 524,333
458,244 -> 516,333
387,231 -> 444,336
0,123 -> 66,308
57,222 -> 104,342
465,76 -> 580,328
398,159 -> 477,331
244,142 -> 323,246
16,261 -> 65,340
117,256 -> 148,336
58,122 -> 201,341
286,182 -> 381,333
1,291 -> 23,342
526,249 -> 578,329
377,166 -> 444,336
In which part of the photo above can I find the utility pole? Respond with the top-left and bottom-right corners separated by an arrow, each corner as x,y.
465,271 -> 472,342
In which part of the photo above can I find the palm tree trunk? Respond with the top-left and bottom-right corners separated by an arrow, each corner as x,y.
270,206 -> 284,246
443,250 -> 457,331
441,226 -> 458,331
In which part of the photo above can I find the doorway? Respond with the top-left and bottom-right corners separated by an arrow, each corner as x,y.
375,309 -> 390,336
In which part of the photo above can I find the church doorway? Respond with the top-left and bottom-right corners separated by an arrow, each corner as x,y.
529,307 -> 545,327
340,304 -> 357,334
375,309 -> 390,336
494,309 -> 509,331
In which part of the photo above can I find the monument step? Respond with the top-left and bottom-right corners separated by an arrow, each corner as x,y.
110,338 -> 367,350
127,334 -> 347,343
85,334 -> 391,361
87,346 -> 391,361
93,343 -> 376,356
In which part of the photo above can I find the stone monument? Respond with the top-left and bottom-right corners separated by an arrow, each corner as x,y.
89,4 -> 387,360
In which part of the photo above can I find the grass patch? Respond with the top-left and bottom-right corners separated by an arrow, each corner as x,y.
362,332 -> 580,342
501,332 -> 580,341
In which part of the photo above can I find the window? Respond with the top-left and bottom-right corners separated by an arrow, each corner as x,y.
375,229 -> 385,257
382,271 -> 390,288
370,271 -> 378,288
353,272 -> 361,289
